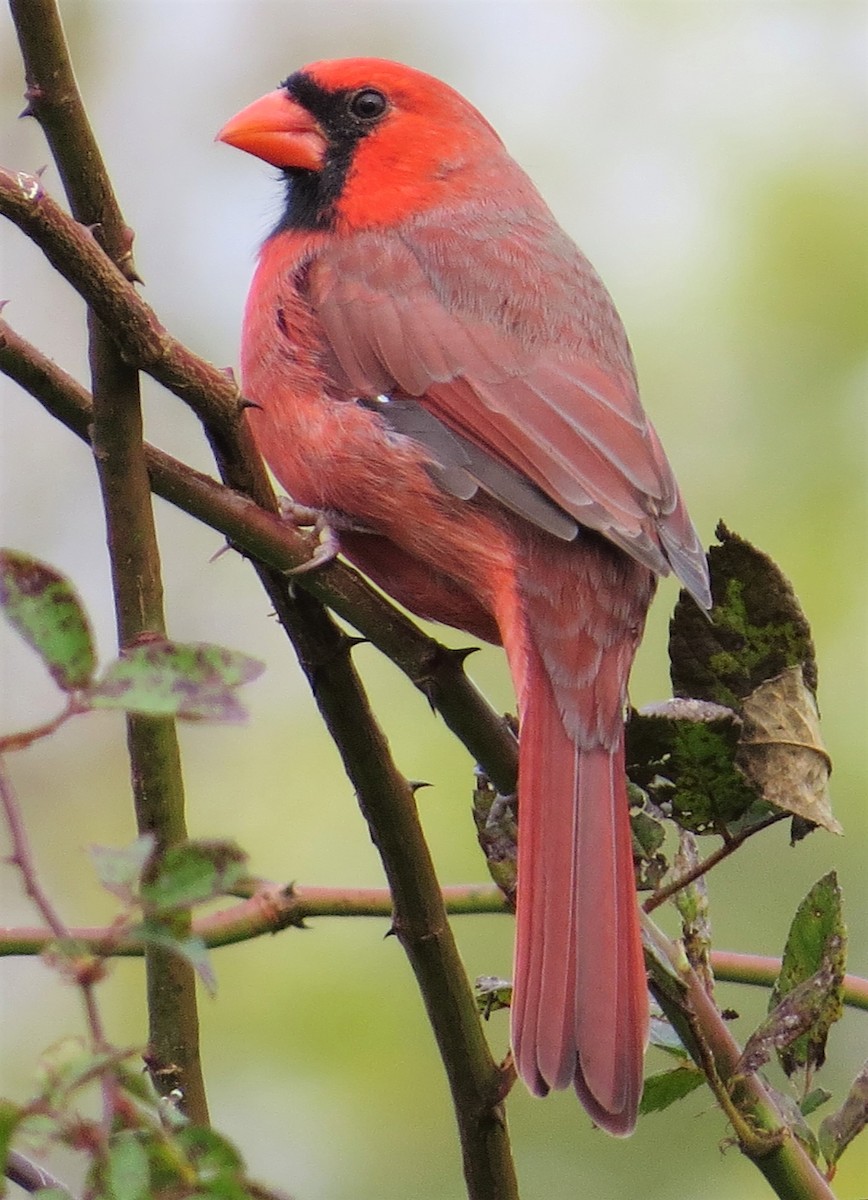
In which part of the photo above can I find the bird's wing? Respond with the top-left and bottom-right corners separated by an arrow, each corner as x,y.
306,217 -> 710,605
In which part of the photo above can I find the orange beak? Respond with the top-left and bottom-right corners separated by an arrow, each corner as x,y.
217,89 -> 327,171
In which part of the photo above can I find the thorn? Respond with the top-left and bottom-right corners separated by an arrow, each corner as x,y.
418,679 -> 439,714
18,103 -> 35,119
238,397 -> 262,412
344,636 -> 368,651
408,780 -> 432,794
384,924 -> 398,940
34,165 -> 47,179
0,300 -> 9,314
446,644 -> 480,664
208,541 -> 235,564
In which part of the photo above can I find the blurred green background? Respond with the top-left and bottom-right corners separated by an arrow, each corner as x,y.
1,2 -> 865,1197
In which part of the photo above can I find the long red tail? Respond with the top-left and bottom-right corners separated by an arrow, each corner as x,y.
510,640 -> 648,1135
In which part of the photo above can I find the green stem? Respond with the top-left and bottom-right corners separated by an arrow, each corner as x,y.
644,917 -> 837,1200
8,0 -> 207,1126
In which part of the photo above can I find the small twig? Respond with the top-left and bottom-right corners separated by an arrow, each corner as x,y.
0,753 -> 117,1147
0,754 -> 70,940
643,811 -> 788,913
0,694 -> 82,753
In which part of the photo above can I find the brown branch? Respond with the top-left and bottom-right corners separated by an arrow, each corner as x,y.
258,583 -> 519,1199
0,312 -> 519,795
644,917 -> 836,1200
0,756 -> 71,942
8,0 -> 207,1125
643,811 -> 788,913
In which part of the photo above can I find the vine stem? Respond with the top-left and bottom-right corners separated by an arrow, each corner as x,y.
3,884 -> 865,1010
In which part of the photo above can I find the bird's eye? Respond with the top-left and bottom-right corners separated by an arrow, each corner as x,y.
348,88 -> 388,122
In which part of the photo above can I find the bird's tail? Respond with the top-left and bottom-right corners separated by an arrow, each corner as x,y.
509,640 -> 648,1135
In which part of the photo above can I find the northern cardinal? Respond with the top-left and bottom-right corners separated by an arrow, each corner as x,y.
219,58 -> 710,1135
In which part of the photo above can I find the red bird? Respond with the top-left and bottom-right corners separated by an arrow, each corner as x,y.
219,58 -> 710,1135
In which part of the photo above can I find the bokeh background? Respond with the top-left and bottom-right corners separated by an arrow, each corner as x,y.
1,3 -> 866,1198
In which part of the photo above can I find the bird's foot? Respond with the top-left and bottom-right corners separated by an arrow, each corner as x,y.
278,500 -> 374,575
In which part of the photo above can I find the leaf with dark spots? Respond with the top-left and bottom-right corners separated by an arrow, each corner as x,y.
769,872 -> 847,1076
819,1059 -> 868,1172
737,666 -> 838,834
670,523 -> 816,709
472,770 -> 517,907
87,639 -> 264,722
738,958 -> 838,1076
630,802 -> 668,890
626,701 -> 765,834
0,549 -> 96,690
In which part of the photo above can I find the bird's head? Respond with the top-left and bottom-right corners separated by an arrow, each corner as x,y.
217,57 -> 508,231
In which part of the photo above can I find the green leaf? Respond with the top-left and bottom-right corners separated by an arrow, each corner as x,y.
639,1065 -> 704,1115
136,920 -> 216,995
648,1015 -> 689,1059
669,523 -> 816,708
88,640 -> 264,722
0,549 -> 96,690
141,841 -> 247,912
630,802 -> 668,890
626,700 -> 763,834
105,1131 -> 150,1200
764,1084 -> 821,1163
739,962 -> 839,1076
801,1088 -> 832,1117
475,976 -> 513,1018
116,1061 -> 163,1109
819,1059 -> 868,1172
90,835 -> 156,901
175,1125 -> 244,1177
770,871 -> 847,1075
0,1097 -> 24,1175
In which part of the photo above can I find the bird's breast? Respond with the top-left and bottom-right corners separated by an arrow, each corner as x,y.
240,235 -> 519,626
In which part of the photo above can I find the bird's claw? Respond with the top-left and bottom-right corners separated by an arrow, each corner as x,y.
278,500 -> 341,575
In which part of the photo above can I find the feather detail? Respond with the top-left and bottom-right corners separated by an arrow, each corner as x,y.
509,637 -> 648,1135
